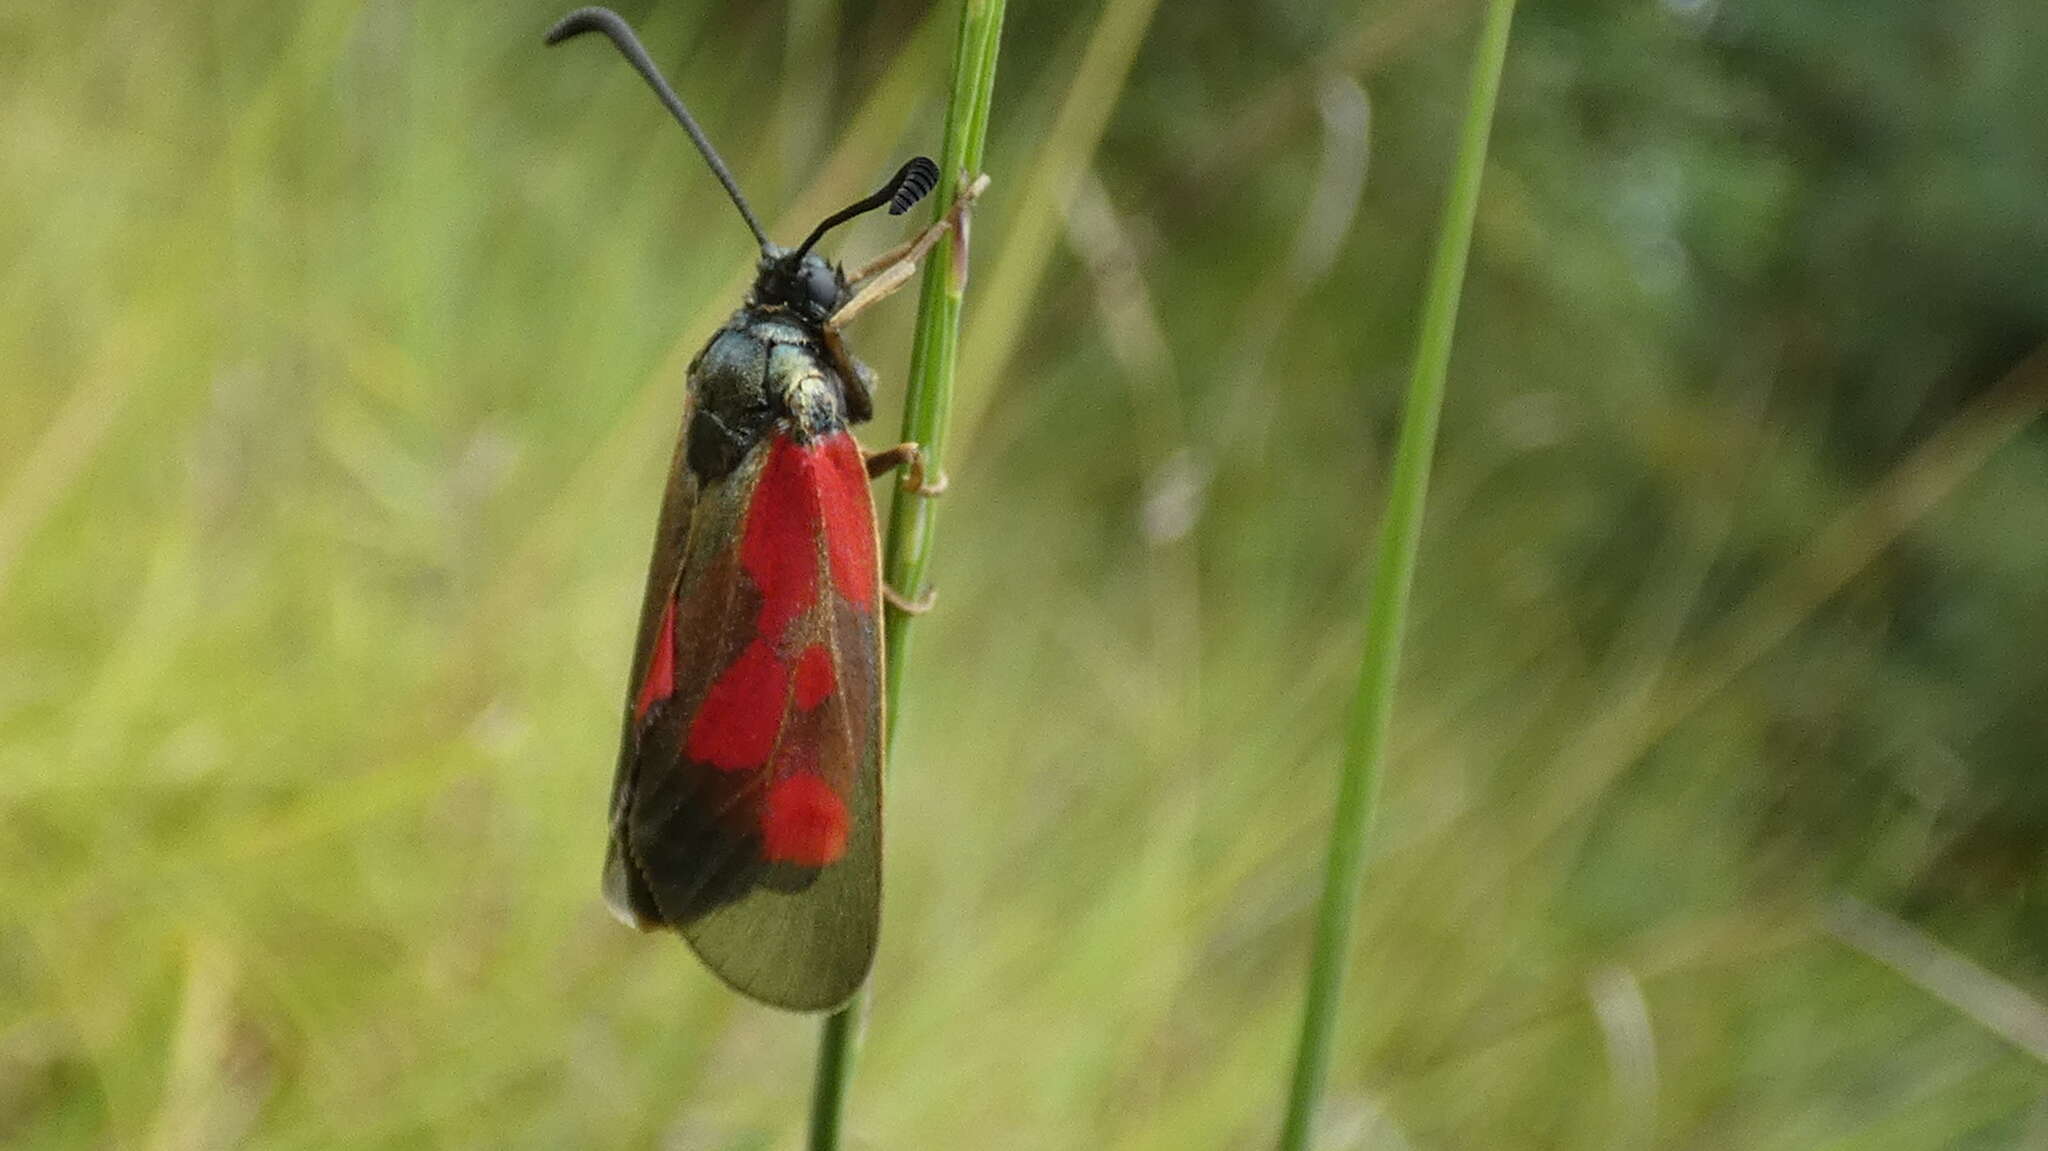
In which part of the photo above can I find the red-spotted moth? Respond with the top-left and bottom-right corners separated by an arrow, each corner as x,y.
547,7 -> 976,1011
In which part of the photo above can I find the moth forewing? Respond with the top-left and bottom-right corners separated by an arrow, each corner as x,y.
601,386 -> 698,929
608,333 -> 887,1012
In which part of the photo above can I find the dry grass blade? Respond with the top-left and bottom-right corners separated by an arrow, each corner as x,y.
1824,895 -> 2048,1065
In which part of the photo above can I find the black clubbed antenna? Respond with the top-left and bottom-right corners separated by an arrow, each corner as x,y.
546,7 -> 770,251
790,156 -> 940,261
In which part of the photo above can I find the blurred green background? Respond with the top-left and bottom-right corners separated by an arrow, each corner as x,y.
4,0 -> 2046,1147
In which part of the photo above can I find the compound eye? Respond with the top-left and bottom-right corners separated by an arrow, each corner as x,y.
803,263 -> 841,313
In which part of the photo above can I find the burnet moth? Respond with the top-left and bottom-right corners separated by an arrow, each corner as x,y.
546,7 -> 978,1011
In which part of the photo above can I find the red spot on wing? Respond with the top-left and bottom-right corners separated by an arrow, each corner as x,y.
740,438 -> 820,641
686,639 -> 788,770
793,644 -> 835,711
739,433 -> 877,633
760,772 -> 849,866
699,433 -> 869,786
633,598 -> 677,722
818,435 -> 878,609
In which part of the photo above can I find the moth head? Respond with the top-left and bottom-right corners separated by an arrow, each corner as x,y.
752,247 -> 848,322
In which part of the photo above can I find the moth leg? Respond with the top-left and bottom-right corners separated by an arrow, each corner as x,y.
884,583 -> 938,615
864,442 -> 950,495
864,441 -> 916,478
845,238 -> 917,286
829,172 -> 991,331
827,260 -> 917,331
843,238 -> 924,293
839,350 -> 877,423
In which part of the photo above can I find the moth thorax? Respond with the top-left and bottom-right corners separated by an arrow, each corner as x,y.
767,343 -> 844,440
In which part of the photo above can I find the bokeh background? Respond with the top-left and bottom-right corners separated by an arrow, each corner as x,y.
4,1 -> 2046,1147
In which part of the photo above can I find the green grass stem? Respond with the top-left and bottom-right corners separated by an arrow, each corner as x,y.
1275,3 -> 1517,1148
806,2 -> 1006,1148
